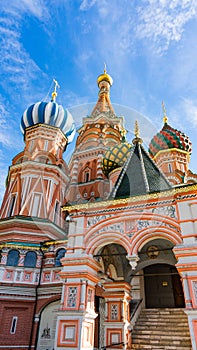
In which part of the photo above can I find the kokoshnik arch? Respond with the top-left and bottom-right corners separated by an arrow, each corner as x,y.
0,69 -> 197,349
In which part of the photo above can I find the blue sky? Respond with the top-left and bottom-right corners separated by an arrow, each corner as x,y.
0,0 -> 197,203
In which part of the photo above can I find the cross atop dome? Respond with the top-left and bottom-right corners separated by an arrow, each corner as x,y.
162,101 -> 168,124
51,79 -> 60,102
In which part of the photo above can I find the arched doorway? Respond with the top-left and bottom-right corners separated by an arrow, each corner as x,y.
93,243 -> 130,349
36,300 -> 60,350
144,263 -> 185,308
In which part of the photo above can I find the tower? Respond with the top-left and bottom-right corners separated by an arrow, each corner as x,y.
0,81 -> 75,229
67,67 -> 125,203
0,82 -> 76,350
1,71 -> 197,350
148,103 -> 197,185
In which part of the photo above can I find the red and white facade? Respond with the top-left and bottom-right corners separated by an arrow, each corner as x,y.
0,71 -> 197,350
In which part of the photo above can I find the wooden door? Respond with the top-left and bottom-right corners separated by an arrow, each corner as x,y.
144,264 -> 184,308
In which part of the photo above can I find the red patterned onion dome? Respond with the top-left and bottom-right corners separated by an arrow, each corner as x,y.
102,131 -> 132,177
149,121 -> 192,158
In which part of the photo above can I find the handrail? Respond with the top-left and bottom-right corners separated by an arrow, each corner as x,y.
130,298 -> 143,320
100,341 -> 127,349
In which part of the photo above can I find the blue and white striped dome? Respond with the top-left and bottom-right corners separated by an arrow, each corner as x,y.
21,101 -> 76,143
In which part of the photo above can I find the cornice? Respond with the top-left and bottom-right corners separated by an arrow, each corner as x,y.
62,183 -> 197,213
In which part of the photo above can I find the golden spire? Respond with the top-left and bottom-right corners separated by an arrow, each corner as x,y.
51,79 -> 60,102
134,120 -> 139,138
132,120 -> 142,144
162,101 -> 168,124
121,127 -> 127,142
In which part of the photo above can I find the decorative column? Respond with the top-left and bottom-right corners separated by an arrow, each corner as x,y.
174,245 -> 197,350
102,281 -> 132,350
55,253 -> 100,350
97,153 -> 103,178
0,248 -> 9,265
18,250 -> 26,266
71,158 -> 79,183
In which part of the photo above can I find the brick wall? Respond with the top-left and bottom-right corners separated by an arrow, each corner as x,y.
0,299 -> 35,349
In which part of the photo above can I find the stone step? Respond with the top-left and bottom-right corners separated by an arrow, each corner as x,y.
133,329 -> 190,336
135,323 -> 189,328
139,314 -> 188,319
132,334 -> 191,342
131,308 -> 192,350
141,308 -> 186,312
131,344 -> 192,350
139,314 -> 188,318
140,317 -> 187,325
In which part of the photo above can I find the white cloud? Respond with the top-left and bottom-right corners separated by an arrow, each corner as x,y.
79,0 -> 197,56
0,2 -> 50,154
136,0 -> 197,53
181,98 -> 197,126
2,0 -> 50,20
0,166 -> 8,207
79,0 -> 97,10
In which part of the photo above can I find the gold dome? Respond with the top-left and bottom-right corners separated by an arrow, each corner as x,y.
97,66 -> 113,86
102,141 -> 132,177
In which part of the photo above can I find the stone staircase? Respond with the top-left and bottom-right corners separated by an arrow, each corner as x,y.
131,308 -> 192,349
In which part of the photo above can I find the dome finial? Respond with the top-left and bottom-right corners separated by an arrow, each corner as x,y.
132,120 -> 142,144
121,127 -> 127,142
162,101 -> 168,124
104,62 -> 107,74
135,120 -> 139,138
97,65 -> 113,86
51,79 -> 60,102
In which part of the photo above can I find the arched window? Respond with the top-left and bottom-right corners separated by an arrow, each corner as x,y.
24,251 -> 37,268
54,201 -> 60,224
8,194 -> 16,217
168,163 -> 172,173
55,248 -> 66,267
84,171 -> 90,182
6,250 -> 19,266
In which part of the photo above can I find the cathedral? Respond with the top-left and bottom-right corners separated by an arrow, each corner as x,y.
0,69 -> 197,350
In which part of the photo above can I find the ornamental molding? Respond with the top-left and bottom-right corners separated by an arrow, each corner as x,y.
86,205 -> 177,229
62,184 -> 197,214
89,219 -> 179,239
85,211 -> 180,244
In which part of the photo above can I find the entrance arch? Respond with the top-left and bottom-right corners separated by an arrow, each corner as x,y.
144,263 -> 185,308
36,299 -> 60,350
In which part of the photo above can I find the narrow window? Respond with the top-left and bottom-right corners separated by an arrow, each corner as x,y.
10,316 -> 18,334
29,140 -> 34,153
168,163 -> 172,173
31,194 -> 41,216
24,251 -> 37,268
54,201 -> 59,224
55,248 -> 66,266
6,250 -> 19,266
85,171 -> 90,182
8,194 -> 16,217
44,140 -> 48,151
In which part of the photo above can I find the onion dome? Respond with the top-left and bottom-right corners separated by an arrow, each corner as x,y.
97,64 -> 113,86
149,105 -> 192,157
102,129 -> 132,177
20,80 -> 76,144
